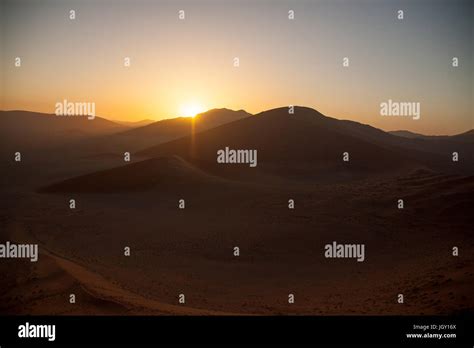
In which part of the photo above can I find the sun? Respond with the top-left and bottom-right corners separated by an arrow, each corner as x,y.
179,103 -> 205,117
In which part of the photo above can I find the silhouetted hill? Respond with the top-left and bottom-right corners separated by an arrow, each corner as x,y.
112,119 -> 155,127
36,106 -> 474,191
117,108 -> 251,139
389,130 -> 428,139
76,108 -> 253,155
0,110 -> 126,154
390,129 -> 474,142
134,106 -> 427,181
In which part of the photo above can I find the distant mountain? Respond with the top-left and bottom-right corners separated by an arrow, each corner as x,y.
118,108 -> 251,139
134,106 -> 427,181
112,119 -> 155,127
96,108 -> 252,153
390,129 -> 474,142
0,110 -> 126,154
40,106 -> 473,191
0,108 -> 252,159
389,130 -> 429,139
288,113 -> 473,157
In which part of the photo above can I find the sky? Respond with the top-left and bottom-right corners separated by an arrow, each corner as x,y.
1,0 -> 472,134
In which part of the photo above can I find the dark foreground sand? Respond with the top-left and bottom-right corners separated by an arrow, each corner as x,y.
1,164 -> 472,315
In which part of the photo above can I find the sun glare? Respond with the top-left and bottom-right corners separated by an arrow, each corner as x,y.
179,103 -> 205,117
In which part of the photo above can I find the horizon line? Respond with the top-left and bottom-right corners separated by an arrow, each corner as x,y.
1,107 -> 472,138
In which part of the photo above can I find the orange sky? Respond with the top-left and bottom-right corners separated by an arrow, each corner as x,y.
1,0 -> 472,135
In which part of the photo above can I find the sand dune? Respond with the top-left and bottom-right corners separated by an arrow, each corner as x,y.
112,119 -> 156,128
0,221 -> 233,315
136,107 -> 432,181
136,107 -> 473,172
0,110 -> 126,154
38,107 -> 473,192
40,156 -> 217,193
78,108 -> 253,155
390,129 -> 474,141
3,167 -> 472,315
1,106 -> 473,316
119,108 -> 251,140
0,109 -> 252,165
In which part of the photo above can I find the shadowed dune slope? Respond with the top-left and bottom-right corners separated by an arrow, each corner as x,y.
40,156 -> 215,193
37,107 -> 473,191
136,107 -> 441,178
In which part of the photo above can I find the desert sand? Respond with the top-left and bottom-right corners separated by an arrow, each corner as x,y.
1,107 -> 473,315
